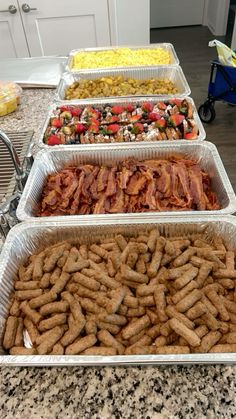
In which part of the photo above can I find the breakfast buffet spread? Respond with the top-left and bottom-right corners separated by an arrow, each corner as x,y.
1,44 -> 236,365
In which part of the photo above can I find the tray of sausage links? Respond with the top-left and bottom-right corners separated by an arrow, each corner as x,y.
55,66 -> 190,102
40,97 -> 205,149
1,215 -> 236,365
16,141 -> 236,222
66,44 -> 180,73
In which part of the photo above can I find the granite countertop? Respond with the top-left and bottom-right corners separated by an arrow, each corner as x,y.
0,89 -> 54,150
1,90 -> 236,419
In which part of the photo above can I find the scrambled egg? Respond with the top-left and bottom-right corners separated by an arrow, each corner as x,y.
72,48 -> 171,70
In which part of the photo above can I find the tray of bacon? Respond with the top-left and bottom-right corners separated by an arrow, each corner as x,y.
16,141 -> 236,221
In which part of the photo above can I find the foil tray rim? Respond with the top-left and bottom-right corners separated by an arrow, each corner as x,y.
1,215 -> 236,365
66,43 -> 180,72
36,96 -> 204,152
16,140 -> 236,221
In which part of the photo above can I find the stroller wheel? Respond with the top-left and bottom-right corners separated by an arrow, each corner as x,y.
198,103 -> 216,123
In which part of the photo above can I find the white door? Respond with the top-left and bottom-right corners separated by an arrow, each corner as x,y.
0,1 -> 29,58
18,0 -> 111,56
150,0 -> 205,28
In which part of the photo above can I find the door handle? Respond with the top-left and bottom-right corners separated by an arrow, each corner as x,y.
21,3 -> 37,13
0,5 -> 17,14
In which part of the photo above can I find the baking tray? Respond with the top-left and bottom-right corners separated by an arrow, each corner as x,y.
0,56 -> 66,88
66,43 -> 179,73
1,214 -> 236,365
16,141 -> 236,222
38,97 -> 205,151
55,66 -> 190,102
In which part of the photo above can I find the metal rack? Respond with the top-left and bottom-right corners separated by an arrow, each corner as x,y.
0,129 -> 34,243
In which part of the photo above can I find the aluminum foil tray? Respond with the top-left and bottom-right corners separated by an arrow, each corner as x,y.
16,141 -> 236,222
55,66 -> 190,102
38,96 -> 204,151
1,215 -> 236,366
66,43 -> 180,72
0,56 -> 66,87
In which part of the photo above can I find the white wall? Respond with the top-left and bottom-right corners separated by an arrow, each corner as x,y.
150,0 -> 205,28
108,0 -> 150,46
231,20 -> 236,50
204,0 -> 230,36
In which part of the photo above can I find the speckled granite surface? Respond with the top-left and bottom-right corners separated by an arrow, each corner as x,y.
1,89 -> 236,419
1,365 -> 236,418
0,89 -> 54,153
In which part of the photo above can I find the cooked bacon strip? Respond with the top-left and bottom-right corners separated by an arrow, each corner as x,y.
105,168 -> 117,197
38,158 -> 220,216
155,163 -> 171,196
93,194 -> 107,214
81,167 -> 99,200
119,167 -> 133,189
97,167 -> 109,192
188,165 -> 206,210
126,173 -> 147,195
41,190 -> 58,210
177,163 -> 192,208
109,187 -> 125,213
70,171 -> 86,214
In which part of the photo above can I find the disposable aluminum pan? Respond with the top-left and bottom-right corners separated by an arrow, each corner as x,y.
1,215 -> 236,366
16,141 -> 236,222
38,96 -> 205,151
66,43 -> 180,72
55,66 -> 190,102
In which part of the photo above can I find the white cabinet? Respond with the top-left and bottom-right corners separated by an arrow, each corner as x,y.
18,0 -> 111,56
0,0 -> 150,58
0,0 -> 111,58
0,1 -> 29,58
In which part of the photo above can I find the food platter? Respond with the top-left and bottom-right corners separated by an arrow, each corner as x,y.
16,141 -> 236,221
38,96 -> 205,149
1,215 -> 236,365
66,43 -> 180,72
55,66 -> 190,102
2,40 -> 236,367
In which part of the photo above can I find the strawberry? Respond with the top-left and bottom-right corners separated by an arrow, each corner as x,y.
158,102 -> 167,110
106,124 -> 120,134
51,118 -> 62,128
149,112 -> 161,122
47,135 -> 62,145
71,107 -> 82,117
169,99 -> 183,107
85,107 -> 100,119
131,123 -> 144,134
184,132 -> 198,140
110,116 -> 119,123
168,114 -> 185,127
75,123 -> 86,134
142,102 -> 153,113
59,105 -> 71,112
130,114 -> 141,122
111,105 -> 124,115
155,118 -> 167,130
90,108 -> 100,119
88,124 -> 99,134
89,117 -> 100,126
125,104 -> 135,112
